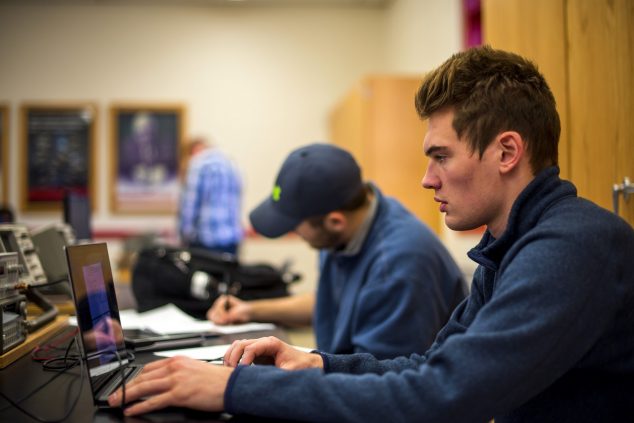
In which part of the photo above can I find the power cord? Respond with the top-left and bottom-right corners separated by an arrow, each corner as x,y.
114,349 -> 127,409
40,332 -> 81,372
0,335 -> 85,422
31,327 -> 79,363
32,278 -> 71,287
0,330 -> 80,414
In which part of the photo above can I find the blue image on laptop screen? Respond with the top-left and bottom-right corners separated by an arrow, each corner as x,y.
66,243 -> 129,378
83,262 -> 120,368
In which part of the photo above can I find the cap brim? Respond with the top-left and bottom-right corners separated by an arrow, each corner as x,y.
249,197 -> 302,238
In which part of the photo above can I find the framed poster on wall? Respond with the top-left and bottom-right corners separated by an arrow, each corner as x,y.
20,104 -> 96,212
1,105 -> 8,205
110,104 -> 185,214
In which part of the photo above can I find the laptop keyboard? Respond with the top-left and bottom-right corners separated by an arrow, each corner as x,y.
95,365 -> 141,402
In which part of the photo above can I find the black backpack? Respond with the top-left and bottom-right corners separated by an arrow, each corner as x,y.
131,245 -> 301,319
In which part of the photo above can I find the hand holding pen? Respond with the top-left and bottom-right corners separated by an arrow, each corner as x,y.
206,294 -> 251,325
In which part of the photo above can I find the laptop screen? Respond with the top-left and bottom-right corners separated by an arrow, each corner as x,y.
65,243 -> 130,381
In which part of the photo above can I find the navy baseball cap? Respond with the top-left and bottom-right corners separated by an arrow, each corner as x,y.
249,143 -> 364,238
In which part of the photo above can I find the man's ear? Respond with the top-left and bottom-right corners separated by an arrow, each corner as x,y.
497,131 -> 525,174
323,211 -> 347,233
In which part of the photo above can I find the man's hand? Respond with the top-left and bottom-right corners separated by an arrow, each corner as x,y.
207,295 -> 251,325
108,356 -> 233,416
224,336 -> 324,370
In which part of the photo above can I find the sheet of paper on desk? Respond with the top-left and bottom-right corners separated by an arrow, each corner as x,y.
154,344 -> 233,361
131,303 -> 276,335
118,309 -> 146,329
154,344 -> 314,361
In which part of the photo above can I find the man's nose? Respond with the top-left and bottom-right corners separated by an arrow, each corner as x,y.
421,166 -> 438,190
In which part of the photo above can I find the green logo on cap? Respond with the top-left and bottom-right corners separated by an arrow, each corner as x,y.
272,185 -> 282,202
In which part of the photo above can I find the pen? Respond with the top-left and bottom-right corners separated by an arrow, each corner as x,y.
219,277 -> 230,312
223,291 -> 230,312
218,272 -> 231,311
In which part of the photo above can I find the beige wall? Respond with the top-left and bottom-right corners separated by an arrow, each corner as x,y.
385,0 -> 462,73
0,0 -> 465,287
0,4 -> 387,227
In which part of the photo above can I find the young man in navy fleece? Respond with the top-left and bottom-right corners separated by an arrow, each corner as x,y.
110,46 -> 634,423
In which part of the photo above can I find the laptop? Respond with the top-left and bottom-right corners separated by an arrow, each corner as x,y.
64,242 -> 144,408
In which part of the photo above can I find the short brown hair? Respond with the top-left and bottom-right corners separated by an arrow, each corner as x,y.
415,45 -> 560,173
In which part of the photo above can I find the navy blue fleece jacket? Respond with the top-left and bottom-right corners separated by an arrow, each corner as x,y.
314,185 -> 466,359
225,168 -> 634,423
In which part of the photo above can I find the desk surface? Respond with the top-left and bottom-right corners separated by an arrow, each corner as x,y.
0,325 -> 295,423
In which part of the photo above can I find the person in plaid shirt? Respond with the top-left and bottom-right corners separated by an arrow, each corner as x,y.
179,137 -> 243,256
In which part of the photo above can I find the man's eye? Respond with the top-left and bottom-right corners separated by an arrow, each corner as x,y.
435,155 -> 446,163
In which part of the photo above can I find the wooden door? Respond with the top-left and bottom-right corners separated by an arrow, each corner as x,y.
567,0 -> 634,224
329,81 -> 371,176
330,76 -> 441,235
484,0 -> 633,226
483,0 -> 570,179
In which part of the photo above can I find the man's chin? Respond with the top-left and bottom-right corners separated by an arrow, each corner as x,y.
445,218 -> 481,233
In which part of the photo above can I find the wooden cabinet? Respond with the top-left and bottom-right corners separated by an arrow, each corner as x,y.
483,0 -> 634,226
566,0 -> 634,224
329,76 -> 442,235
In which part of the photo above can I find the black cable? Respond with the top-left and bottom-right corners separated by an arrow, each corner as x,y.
11,278 -> 69,292
41,336 -> 81,371
0,370 -> 65,413
33,278 -> 70,287
114,349 -> 127,409
0,330 -> 80,413
0,337 -> 85,422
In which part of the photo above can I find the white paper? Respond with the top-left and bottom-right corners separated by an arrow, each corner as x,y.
130,304 -> 276,335
118,309 -> 145,330
70,303 -> 276,335
154,343 -> 314,361
154,344 -> 232,361
207,322 -> 278,335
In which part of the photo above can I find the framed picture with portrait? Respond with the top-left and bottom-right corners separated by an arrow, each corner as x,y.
110,104 -> 185,214
1,105 -> 8,205
20,104 -> 96,212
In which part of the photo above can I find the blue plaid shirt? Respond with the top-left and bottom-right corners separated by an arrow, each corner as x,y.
179,149 -> 243,249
